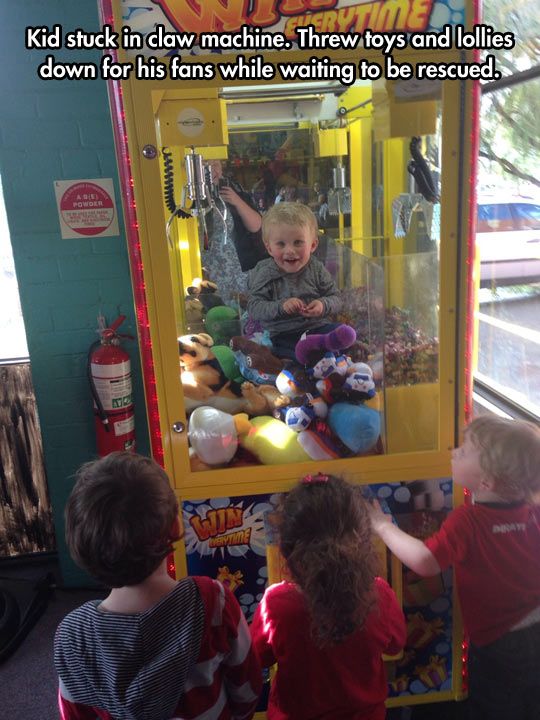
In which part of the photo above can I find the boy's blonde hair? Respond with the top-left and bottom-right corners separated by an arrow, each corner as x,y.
262,201 -> 318,246
465,416 -> 540,501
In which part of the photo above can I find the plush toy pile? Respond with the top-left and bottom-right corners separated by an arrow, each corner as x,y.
184,321 -> 382,468
181,278 -> 436,469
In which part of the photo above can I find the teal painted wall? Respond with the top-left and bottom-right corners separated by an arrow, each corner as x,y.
0,1 -> 150,585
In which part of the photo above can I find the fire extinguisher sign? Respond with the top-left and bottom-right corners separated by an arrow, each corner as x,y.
54,179 -> 120,239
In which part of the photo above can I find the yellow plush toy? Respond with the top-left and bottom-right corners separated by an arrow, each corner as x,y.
233,414 -> 311,465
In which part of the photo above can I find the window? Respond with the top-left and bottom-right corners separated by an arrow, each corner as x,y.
0,176 -> 29,362
475,0 -> 540,420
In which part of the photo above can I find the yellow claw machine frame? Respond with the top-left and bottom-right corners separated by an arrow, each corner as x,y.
98,0 -> 480,711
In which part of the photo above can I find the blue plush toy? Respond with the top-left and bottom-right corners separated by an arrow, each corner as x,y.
328,402 -> 381,454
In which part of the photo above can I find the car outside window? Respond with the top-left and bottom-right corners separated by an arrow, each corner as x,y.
477,203 -> 514,232
512,203 -> 540,230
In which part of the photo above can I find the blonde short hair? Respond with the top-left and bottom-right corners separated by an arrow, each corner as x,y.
262,202 -> 318,245
465,416 -> 540,501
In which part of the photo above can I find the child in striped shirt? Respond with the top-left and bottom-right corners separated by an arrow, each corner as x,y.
54,452 -> 261,720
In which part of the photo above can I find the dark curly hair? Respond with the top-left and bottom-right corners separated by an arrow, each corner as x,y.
279,475 -> 378,646
65,452 -> 180,588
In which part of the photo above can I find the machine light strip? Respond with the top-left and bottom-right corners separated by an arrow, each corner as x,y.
99,0 -> 164,466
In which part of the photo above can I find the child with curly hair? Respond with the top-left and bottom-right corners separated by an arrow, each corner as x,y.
250,474 -> 406,720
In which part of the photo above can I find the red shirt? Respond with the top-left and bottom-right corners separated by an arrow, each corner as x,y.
250,578 -> 405,720
55,576 -> 261,720
425,503 -> 540,646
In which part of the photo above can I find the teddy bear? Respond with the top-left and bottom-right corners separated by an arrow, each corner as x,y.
184,298 -> 206,334
184,279 -> 226,334
185,278 -> 224,311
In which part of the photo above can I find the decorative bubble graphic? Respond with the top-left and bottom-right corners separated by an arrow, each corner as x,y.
210,497 -> 231,509
436,642 -> 450,655
394,485 -> 411,503
431,597 -> 451,613
429,2 -> 452,28
252,502 -> 273,516
410,680 -> 429,694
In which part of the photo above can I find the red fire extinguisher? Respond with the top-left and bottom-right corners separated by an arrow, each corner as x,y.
87,315 -> 136,456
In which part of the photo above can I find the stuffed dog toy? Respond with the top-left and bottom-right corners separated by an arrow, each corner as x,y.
179,333 -> 289,416
185,279 -> 224,311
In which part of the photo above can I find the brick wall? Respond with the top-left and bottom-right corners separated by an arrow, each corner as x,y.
0,1 -> 150,585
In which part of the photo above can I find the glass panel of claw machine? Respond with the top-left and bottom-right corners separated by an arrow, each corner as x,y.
157,79 -> 444,474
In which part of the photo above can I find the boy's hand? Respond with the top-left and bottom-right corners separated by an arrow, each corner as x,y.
283,298 -> 305,314
367,498 -> 442,577
301,299 -> 324,317
367,499 -> 393,535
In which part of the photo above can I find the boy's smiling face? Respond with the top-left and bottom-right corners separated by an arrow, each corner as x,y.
264,222 -> 318,273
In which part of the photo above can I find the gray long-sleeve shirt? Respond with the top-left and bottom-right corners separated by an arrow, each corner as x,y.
247,256 -> 341,337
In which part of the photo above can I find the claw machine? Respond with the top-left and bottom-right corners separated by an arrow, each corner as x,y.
98,0 -> 480,710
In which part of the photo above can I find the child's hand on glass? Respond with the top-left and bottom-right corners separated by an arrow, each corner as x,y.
367,499 -> 393,535
301,299 -> 324,317
283,297 -> 306,315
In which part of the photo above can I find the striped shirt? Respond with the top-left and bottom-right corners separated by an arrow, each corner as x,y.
54,576 -> 261,720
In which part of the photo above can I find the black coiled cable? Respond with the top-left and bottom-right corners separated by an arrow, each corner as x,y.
162,147 -> 177,214
162,147 -> 190,219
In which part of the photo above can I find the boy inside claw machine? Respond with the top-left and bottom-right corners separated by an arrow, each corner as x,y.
182,127 -> 441,471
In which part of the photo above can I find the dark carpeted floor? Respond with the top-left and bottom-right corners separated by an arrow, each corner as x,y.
0,555 -> 106,720
1,555 -> 468,720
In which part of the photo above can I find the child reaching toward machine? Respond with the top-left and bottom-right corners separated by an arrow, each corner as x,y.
250,474 -> 406,720
247,202 -> 342,359
54,452 -> 261,720
369,416 -> 540,720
